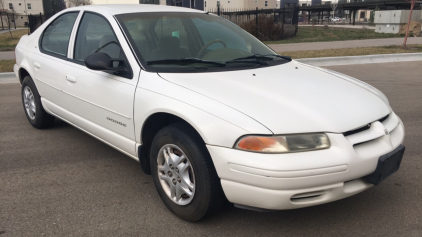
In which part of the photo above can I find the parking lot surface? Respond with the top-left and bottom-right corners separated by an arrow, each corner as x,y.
1,61 -> 421,236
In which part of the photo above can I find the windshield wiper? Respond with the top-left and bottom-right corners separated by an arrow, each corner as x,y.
147,58 -> 226,66
229,54 -> 292,62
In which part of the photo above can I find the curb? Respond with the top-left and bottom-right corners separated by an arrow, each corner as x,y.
0,72 -> 15,78
0,72 -> 17,84
296,53 -> 422,66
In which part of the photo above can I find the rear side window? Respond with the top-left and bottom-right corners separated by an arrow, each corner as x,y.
40,12 -> 79,57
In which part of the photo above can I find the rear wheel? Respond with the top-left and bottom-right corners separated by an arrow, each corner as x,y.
21,76 -> 55,128
150,123 -> 225,221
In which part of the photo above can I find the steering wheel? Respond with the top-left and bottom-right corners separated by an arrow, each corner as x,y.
197,39 -> 227,58
94,41 -> 120,53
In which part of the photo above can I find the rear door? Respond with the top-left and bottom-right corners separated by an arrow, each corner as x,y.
61,11 -> 141,157
31,11 -> 80,111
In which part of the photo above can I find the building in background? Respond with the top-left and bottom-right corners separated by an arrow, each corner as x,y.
204,0 -> 276,11
91,0 -> 279,12
43,0 -> 66,16
0,0 -> 47,27
92,0 -> 139,4
280,0 -> 297,8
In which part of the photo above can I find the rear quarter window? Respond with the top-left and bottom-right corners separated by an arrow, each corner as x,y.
40,12 -> 79,57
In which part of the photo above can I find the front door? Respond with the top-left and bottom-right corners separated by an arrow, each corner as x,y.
61,12 -> 140,157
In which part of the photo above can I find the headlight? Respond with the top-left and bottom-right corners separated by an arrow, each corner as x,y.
234,133 -> 330,153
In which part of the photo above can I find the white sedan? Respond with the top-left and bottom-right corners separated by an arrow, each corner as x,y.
14,4 -> 405,221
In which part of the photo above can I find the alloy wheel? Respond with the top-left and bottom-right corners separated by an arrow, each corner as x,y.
23,86 -> 36,120
157,144 -> 196,205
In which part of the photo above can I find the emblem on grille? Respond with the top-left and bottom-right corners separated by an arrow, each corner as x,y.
384,129 -> 389,135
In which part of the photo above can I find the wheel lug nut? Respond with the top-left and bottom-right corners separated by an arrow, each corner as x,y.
175,168 -> 179,173
169,164 -> 174,170
172,179 -> 177,185
177,177 -> 181,183
167,171 -> 172,177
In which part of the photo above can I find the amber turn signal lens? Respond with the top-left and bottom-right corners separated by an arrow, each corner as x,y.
237,136 -> 278,151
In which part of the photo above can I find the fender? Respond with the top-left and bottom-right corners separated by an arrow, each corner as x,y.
134,71 -> 273,148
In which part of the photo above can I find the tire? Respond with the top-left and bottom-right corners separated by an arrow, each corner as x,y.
21,76 -> 55,129
150,123 -> 225,221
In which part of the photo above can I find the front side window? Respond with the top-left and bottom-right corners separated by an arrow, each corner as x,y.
117,12 -> 289,73
40,12 -> 79,57
73,12 -> 131,78
74,13 -> 120,62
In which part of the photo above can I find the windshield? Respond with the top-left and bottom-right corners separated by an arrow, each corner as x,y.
116,12 -> 290,73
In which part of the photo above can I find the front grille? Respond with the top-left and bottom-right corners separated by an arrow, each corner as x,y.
343,112 -> 400,149
343,124 -> 371,137
378,114 -> 389,123
343,113 -> 390,137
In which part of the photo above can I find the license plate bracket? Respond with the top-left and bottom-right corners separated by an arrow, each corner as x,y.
365,145 -> 405,185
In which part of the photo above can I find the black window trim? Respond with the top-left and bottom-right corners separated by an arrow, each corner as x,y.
70,11 -> 133,80
38,11 -> 80,61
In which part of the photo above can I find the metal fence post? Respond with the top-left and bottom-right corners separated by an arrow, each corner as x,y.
255,7 -> 258,37
13,13 -> 16,29
0,12 -> 3,30
217,6 -> 220,16
281,7 -> 285,38
40,12 -> 43,24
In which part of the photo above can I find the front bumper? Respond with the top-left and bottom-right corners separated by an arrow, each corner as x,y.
207,114 -> 405,210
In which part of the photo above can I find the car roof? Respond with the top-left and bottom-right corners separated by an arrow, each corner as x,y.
71,4 -> 205,15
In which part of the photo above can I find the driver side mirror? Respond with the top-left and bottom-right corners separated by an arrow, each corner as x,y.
84,53 -> 127,73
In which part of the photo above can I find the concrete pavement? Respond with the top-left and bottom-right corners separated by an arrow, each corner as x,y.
0,51 -> 15,60
268,37 -> 422,52
299,24 -> 376,30
0,61 -> 421,236
0,28 -> 27,34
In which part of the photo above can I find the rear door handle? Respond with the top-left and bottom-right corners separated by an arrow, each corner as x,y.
34,62 -> 41,69
66,75 -> 76,83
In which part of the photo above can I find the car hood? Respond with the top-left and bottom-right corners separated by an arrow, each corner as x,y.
158,61 -> 391,134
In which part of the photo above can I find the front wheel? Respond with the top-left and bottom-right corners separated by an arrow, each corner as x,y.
150,123 -> 225,221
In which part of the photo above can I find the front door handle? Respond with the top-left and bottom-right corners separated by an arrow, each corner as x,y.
66,75 -> 76,83
34,62 -> 41,69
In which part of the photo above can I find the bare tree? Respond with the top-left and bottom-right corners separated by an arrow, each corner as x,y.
66,0 -> 92,7
0,0 -> 18,38
403,0 -> 417,47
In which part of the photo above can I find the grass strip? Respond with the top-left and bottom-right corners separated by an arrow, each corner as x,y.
0,29 -> 29,51
0,60 -> 15,72
265,27 -> 403,44
279,45 -> 422,59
